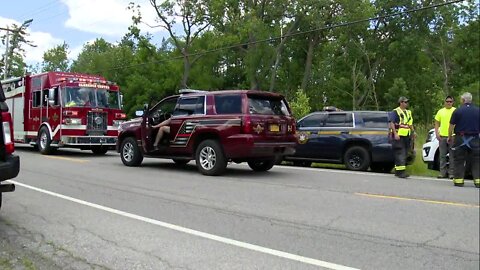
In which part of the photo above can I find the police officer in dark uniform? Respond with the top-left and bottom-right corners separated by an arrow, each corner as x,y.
389,96 -> 415,178
448,92 -> 480,187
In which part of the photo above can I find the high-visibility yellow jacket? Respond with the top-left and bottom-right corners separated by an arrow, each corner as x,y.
394,107 -> 413,137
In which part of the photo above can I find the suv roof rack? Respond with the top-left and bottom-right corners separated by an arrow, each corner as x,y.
179,89 -> 208,95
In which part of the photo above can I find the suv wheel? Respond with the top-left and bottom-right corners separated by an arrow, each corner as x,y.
38,127 -> 56,155
195,140 -> 227,176
344,146 -> 370,171
248,159 -> 276,172
120,137 -> 143,166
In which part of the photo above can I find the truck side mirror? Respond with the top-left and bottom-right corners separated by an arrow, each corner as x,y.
135,110 -> 144,117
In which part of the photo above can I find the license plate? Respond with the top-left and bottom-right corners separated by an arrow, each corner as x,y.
269,124 -> 280,132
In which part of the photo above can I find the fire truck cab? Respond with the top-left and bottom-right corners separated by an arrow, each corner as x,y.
1,72 -> 126,155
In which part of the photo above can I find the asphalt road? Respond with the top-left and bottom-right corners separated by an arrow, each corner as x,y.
1,147 -> 479,270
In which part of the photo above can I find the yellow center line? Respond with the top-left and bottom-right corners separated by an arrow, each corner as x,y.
44,156 -> 90,163
355,192 -> 480,208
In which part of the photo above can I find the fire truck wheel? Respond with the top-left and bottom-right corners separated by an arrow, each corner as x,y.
120,137 -> 143,166
195,139 -> 227,176
38,127 -> 55,155
91,146 -> 108,155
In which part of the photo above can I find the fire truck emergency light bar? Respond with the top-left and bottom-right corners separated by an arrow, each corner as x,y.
56,77 -> 117,85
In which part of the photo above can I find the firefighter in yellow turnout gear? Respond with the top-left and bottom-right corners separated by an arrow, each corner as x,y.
389,97 -> 415,178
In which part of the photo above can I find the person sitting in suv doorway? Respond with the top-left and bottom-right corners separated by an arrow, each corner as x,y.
152,118 -> 171,150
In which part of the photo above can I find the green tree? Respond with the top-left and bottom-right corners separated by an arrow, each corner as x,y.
42,42 -> 69,72
1,20 -> 35,78
289,89 -> 311,119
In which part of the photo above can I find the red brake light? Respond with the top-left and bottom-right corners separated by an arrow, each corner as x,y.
2,113 -> 15,154
242,116 -> 252,133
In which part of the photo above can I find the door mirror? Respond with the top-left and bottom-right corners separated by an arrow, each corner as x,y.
143,103 -> 149,112
135,110 -> 144,117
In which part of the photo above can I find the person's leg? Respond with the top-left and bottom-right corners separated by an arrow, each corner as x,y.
153,127 -> 165,147
452,136 -> 466,186
438,137 -> 449,177
469,137 -> 480,187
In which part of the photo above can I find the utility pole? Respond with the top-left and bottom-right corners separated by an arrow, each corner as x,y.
1,19 -> 33,79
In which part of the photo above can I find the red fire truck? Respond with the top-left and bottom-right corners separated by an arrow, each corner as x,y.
1,72 -> 126,155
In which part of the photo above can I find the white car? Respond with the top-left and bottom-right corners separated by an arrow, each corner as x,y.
422,128 -> 472,177
422,129 -> 440,170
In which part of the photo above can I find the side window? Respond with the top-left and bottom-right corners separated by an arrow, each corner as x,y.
215,95 -> 242,114
42,89 -> 49,106
298,113 -> 326,128
32,91 -> 41,107
151,97 -> 178,116
325,113 -> 353,127
173,96 -> 205,116
361,112 -> 388,128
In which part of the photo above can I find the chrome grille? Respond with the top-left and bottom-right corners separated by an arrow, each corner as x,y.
87,111 -> 107,135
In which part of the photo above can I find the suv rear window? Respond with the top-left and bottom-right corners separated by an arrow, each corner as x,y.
360,112 -> 388,128
324,113 -> 353,127
248,95 -> 289,116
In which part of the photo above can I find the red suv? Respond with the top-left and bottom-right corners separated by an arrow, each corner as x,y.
117,90 -> 297,175
1,82 -> 19,210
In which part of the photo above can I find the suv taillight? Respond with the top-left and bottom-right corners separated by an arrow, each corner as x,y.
2,115 -> 14,154
242,116 -> 252,133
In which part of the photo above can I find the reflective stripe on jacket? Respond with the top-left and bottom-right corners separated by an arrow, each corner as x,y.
394,107 -> 413,137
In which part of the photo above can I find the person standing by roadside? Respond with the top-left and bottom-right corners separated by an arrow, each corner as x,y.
448,92 -> 480,188
434,96 -> 456,178
389,96 -> 416,178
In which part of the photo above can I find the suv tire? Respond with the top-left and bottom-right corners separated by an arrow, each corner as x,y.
38,127 -> 56,155
120,137 -> 143,166
248,159 -> 276,172
344,146 -> 370,171
195,140 -> 227,176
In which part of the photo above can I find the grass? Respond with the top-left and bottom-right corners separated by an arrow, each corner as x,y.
407,125 -> 438,177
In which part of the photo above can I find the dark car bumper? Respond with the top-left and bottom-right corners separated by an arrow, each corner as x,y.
0,155 -> 20,182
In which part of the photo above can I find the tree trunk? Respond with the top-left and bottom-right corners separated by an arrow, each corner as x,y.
269,20 -> 299,92
301,34 -> 319,91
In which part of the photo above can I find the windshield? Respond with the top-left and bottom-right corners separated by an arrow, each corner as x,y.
62,87 -> 120,109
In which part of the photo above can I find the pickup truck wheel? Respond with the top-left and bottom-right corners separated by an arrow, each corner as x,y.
38,127 -> 55,155
120,137 -> 143,166
344,146 -> 370,171
195,140 -> 227,176
91,146 -> 108,155
248,159 -> 276,172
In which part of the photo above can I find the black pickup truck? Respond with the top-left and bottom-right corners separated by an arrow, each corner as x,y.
0,81 -> 19,209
